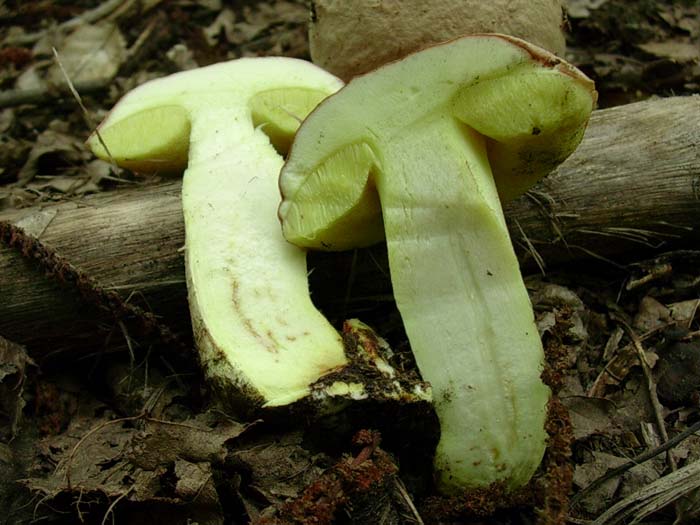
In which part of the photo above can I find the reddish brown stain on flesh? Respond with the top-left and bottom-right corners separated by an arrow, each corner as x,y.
231,281 -> 279,353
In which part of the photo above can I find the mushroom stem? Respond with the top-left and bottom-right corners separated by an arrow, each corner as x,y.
181,107 -> 347,407
279,35 -> 596,492
375,114 -> 549,491
87,57 -> 351,410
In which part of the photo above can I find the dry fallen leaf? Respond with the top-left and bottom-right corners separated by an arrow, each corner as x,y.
203,8 -> 237,47
633,296 -> 672,333
28,175 -> 100,196
127,413 -> 248,470
23,409 -> 250,523
16,123 -> 92,186
565,0 -> 610,19
47,23 -> 126,85
574,451 -> 662,517
0,335 -> 35,441
669,299 -> 700,328
638,40 -> 700,62
562,396 -> 620,441
0,109 -> 14,133
655,335 -> 700,407
230,431 -> 327,505
195,0 -> 223,10
166,43 -> 199,71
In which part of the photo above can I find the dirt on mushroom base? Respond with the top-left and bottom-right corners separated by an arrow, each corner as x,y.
1,0 -> 700,524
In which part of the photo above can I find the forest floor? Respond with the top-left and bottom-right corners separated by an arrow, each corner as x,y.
0,1 -> 699,524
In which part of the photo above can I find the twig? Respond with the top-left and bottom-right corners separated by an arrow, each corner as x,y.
51,47 -> 92,118
5,0 -> 127,46
144,416 -> 215,432
100,486 -> 134,525
571,419 -> 700,507
683,300 -> 700,330
524,189 -> 568,246
566,244 -> 627,270
117,320 -> 136,391
105,0 -> 141,23
33,493 -> 60,521
75,487 -> 85,522
514,217 -> 546,275
0,78 -> 112,108
121,13 -> 159,65
619,318 -> 682,519
591,460 -> 700,525
52,47 -> 117,168
587,323 -> 674,397
567,518 -> 593,525
394,478 -> 425,525
575,226 -> 679,247
618,320 -> 675,451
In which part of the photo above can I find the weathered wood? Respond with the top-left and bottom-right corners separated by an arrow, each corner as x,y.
1,96 -> 698,357
506,94 -> 700,269
0,186 -> 188,359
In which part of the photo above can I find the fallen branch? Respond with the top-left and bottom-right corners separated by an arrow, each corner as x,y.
507,95 -> 700,269
4,0 -> 161,47
0,77 -> 113,109
571,419 -> 700,510
0,221 -> 187,354
590,459 -> 700,525
0,96 -> 698,357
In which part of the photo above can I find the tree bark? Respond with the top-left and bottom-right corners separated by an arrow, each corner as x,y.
1,96 -> 698,358
505,95 -> 700,271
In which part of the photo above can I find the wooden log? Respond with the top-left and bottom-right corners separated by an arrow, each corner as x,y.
506,94 -> 700,270
1,96 -> 698,358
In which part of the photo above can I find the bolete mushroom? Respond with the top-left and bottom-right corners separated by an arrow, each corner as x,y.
279,35 -> 596,491
87,58 -> 348,410
309,0 -> 566,80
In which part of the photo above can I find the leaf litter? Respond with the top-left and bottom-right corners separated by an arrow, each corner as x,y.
0,0 -> 699,524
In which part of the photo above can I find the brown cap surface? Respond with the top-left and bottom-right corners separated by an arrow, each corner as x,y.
310,0 -> 566,80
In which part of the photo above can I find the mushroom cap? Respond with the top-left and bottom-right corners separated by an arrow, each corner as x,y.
279,34 -> 596,250
310,0 -> 567,80
87,57 -> 343,174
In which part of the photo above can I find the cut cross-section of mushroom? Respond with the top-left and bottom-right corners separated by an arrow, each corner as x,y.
279,35 -> 596,492
87,58 -> 347,410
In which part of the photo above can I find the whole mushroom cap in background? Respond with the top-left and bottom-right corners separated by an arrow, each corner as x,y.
309,0 -> 566,80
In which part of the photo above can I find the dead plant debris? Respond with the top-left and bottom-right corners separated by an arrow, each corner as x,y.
1,1 -> 699,524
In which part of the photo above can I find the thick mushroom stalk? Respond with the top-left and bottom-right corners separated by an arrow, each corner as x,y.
87,58 -> 347,409
279,35 -> 596,491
